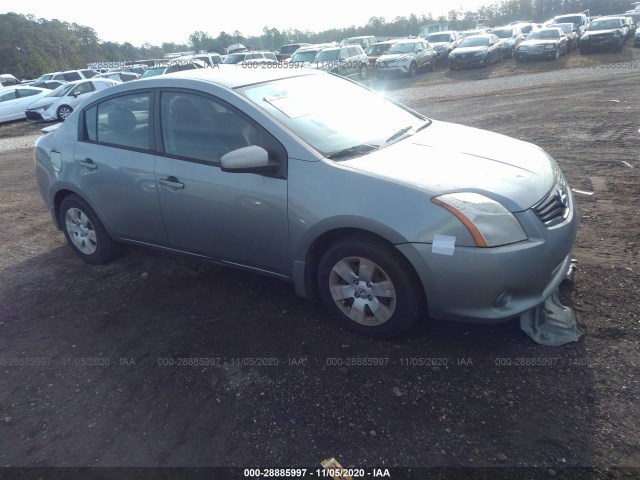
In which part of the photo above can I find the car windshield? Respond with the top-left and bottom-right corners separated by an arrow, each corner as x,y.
290,50 -> 321,62
460,30 -> 482,38
46,83 -> 75,98
458,37 -> 490,47
555,24 -> 572,33
554,16 -> 582,25
239,73 -> 428,158
589,19 -> 621,30
528,30 -> 560,39
426,33 -> 451,43
387,42 -> 417,54
492,28 -> 513,38
367,44 -> 394,55
313,49 -> 340,61
280,45 -> 301,54
140,68 -> 165,78
223,54 -> 247,64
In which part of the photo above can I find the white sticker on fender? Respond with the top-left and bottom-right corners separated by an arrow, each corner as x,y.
432,234 -> 456,256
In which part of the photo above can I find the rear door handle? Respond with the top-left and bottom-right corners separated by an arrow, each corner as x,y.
158,176 -> 185,189
77,158 -> 97,170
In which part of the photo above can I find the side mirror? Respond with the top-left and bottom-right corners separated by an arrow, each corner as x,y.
416,47 -> 424,52
221,145 -> 278,174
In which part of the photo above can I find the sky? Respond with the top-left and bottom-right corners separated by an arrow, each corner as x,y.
0,0 -> 490,47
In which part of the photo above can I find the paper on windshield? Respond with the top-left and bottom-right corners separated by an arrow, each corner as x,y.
263,95 -> 310,119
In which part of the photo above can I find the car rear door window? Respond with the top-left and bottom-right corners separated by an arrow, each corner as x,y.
64,72 -> 82,81
0,90 -> 18,101
83,92 -> 151,150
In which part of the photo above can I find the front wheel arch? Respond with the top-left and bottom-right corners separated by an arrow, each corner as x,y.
316,233 -> 426,337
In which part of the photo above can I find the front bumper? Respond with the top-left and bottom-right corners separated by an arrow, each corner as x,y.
395,201 -> 578,325
375,62 -> 412,75
581,36 -> 622,50
25,110 -> 45,122
448,55 -> 485,68
515,47 -> 558,60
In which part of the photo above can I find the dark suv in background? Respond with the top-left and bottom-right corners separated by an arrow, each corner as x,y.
580,17 -> 627,53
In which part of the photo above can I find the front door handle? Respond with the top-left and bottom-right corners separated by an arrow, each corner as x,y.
77,158 -> 97,170
158,176 -> 185,189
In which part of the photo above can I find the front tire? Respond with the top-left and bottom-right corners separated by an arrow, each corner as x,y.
57,105 -> 73,121
408,62 -> 417,77
60,194 -> 121,265
317,236 -> 424,337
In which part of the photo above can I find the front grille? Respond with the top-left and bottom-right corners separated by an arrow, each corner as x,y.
533,178 -> 570,227
25,111 -> 43,121
530,45 -> 544,54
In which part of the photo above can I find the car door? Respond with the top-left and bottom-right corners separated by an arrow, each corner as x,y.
73,91 -> 169,245
0,89 -> 20,122
67,81 -> 95,109
154,90 -> 290,275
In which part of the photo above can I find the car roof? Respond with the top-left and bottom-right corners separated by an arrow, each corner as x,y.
12,85 -> 48,91
371,39 -> 400,45
128,65 -> 322,89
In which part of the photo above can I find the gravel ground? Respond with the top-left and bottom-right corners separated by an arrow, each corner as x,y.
0,134 -> 40,153
386,64 -> 640,102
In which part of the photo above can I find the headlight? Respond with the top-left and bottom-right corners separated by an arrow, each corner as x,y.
474,50 -> 486,57
32,103 -> 53,112
432,193 -> 527,247
517,46 -> 526,51
613,31 -> 621,37
544,44 -> 556,50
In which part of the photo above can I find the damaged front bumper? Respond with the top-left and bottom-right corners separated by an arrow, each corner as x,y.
520,258 -> 581,346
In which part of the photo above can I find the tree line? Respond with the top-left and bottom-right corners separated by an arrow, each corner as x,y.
0,0 -> 633,78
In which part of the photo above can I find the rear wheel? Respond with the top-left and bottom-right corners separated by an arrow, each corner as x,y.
60,194 -> 121,264
317,237 -> 424,337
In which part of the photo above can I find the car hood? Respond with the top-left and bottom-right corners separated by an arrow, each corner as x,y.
521,39 -> 559,46
26,96 -> 56,109
451,46 -> 488,55
341,120 -> 557,211
584,28 -> 620,35
378,52 -> 414,62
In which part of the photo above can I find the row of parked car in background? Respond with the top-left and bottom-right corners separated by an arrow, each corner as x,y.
1,9 -> 638,125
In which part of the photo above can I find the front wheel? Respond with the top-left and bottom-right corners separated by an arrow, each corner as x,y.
60,194 -> 121,264
57,105 -> 73,121
317,237 -> 424,337
408,62 -> 417,77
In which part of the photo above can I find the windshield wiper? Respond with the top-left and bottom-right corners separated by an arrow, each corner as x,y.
385,126 -> 413,144
326,144 -> 379,160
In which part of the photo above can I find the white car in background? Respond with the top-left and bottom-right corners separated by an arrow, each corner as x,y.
0,86 -> 49,123
25,78 -> 119,122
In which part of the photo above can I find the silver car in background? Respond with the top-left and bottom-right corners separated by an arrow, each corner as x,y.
34,67 -> 579,345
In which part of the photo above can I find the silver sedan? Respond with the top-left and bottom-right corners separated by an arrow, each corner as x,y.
34,66 -> 579,345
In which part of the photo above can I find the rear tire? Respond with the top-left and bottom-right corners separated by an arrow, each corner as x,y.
317,236 -> 424,337
60,194 -> 121,265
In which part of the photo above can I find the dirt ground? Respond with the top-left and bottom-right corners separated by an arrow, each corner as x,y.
0,48 -> 639,478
